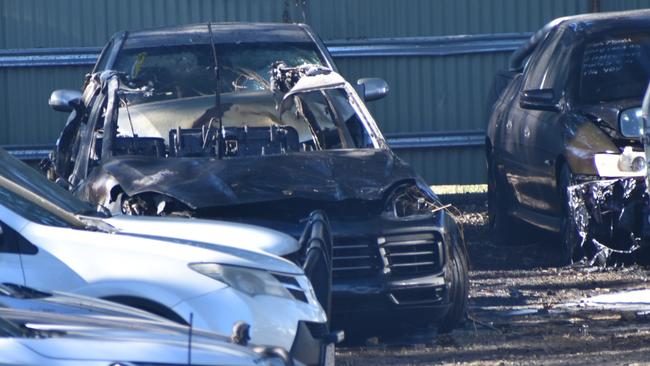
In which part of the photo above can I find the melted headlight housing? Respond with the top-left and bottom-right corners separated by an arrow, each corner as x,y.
120,192 -> 192,216
383,183 -> 440,220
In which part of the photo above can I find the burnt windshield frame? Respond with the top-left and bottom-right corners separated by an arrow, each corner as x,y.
113,42 -> 325,98
301,89 -> 362,149
578,30 -> 650,103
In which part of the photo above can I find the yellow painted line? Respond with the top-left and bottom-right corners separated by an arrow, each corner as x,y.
430,184 -> 487,195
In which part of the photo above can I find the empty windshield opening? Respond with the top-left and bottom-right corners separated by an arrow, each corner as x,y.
108,81 -> 376,159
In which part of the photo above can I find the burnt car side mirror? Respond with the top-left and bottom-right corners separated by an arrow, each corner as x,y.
49,89 -> 82,113
519,89 -> 560,112
356,78 -> 389,102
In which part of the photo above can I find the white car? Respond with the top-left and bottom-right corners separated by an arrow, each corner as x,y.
0,283 -> 295,366
0,148 -> 332,366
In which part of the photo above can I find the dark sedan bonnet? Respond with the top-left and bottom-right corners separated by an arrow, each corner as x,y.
101,149 -> 418,209
577,98 -> 641,134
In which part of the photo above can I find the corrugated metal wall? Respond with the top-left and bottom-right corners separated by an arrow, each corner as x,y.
2,0 -> 650,183
601,0 -> 650,11
307,0 -> 590,38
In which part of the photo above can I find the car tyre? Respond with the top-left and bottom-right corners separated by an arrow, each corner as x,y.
557,164 -> 584,265
438,243 -> 469,333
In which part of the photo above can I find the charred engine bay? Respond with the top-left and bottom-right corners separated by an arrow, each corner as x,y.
338,194 -> 650,366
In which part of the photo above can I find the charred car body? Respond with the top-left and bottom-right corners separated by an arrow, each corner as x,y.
45,22 -> 469,333
486,10 -> 650,264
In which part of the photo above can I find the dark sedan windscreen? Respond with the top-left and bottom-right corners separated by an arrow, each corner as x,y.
580,31 -> 650,102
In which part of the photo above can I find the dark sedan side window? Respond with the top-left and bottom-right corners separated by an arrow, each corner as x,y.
523,27 -> 572,92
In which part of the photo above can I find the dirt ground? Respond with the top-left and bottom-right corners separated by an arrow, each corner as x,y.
336,195 -> 650,365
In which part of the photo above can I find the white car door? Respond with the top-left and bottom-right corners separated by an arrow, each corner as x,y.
0,198 -> 85,291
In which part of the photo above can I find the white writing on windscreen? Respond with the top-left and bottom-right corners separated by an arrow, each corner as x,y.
582,37 -> 641,76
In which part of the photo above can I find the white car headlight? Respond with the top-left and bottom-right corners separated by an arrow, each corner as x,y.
594,146 -> 646,177
619,107 -> 644,138
189,263 -> 293,300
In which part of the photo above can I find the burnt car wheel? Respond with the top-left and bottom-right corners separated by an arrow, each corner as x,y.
557,164 -> 584,265
438,243 -> 469,333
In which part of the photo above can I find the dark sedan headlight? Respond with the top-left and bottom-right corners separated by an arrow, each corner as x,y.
619,107 -> 643,138
384,183 -> 439,220
594,146 -> 646,177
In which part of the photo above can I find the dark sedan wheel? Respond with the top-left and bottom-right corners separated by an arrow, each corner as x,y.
438,243 -> 469,333
557,164 -> 584,265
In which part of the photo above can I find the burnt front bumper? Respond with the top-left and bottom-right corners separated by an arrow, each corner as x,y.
327,213 -> 455,325
569,176 -> 650,256
232,211 -> 460,326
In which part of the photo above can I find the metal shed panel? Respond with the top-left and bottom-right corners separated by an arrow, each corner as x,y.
2,0 -> 650,184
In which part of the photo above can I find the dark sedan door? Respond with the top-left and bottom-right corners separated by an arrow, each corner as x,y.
506,28 -> 572,217
520,29 -> 574,217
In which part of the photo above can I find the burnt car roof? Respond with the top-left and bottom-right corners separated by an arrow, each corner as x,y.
561,9 -> 650,25
556,9 -> 650,36
510,9 -> 650,70
120,22 -> 314,49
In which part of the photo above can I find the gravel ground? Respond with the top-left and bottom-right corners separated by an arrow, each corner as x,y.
336,195 -> 650,365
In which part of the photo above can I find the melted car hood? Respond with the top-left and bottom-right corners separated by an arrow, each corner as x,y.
103,149 -> 416,209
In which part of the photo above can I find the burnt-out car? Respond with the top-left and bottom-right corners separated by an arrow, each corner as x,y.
45,23 -> 468,334
486,10 -> 650,264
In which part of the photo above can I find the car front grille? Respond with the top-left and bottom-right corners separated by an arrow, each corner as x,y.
332,236 -> 382,279
331,232 -> 443,280
381,232 -> 443,278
